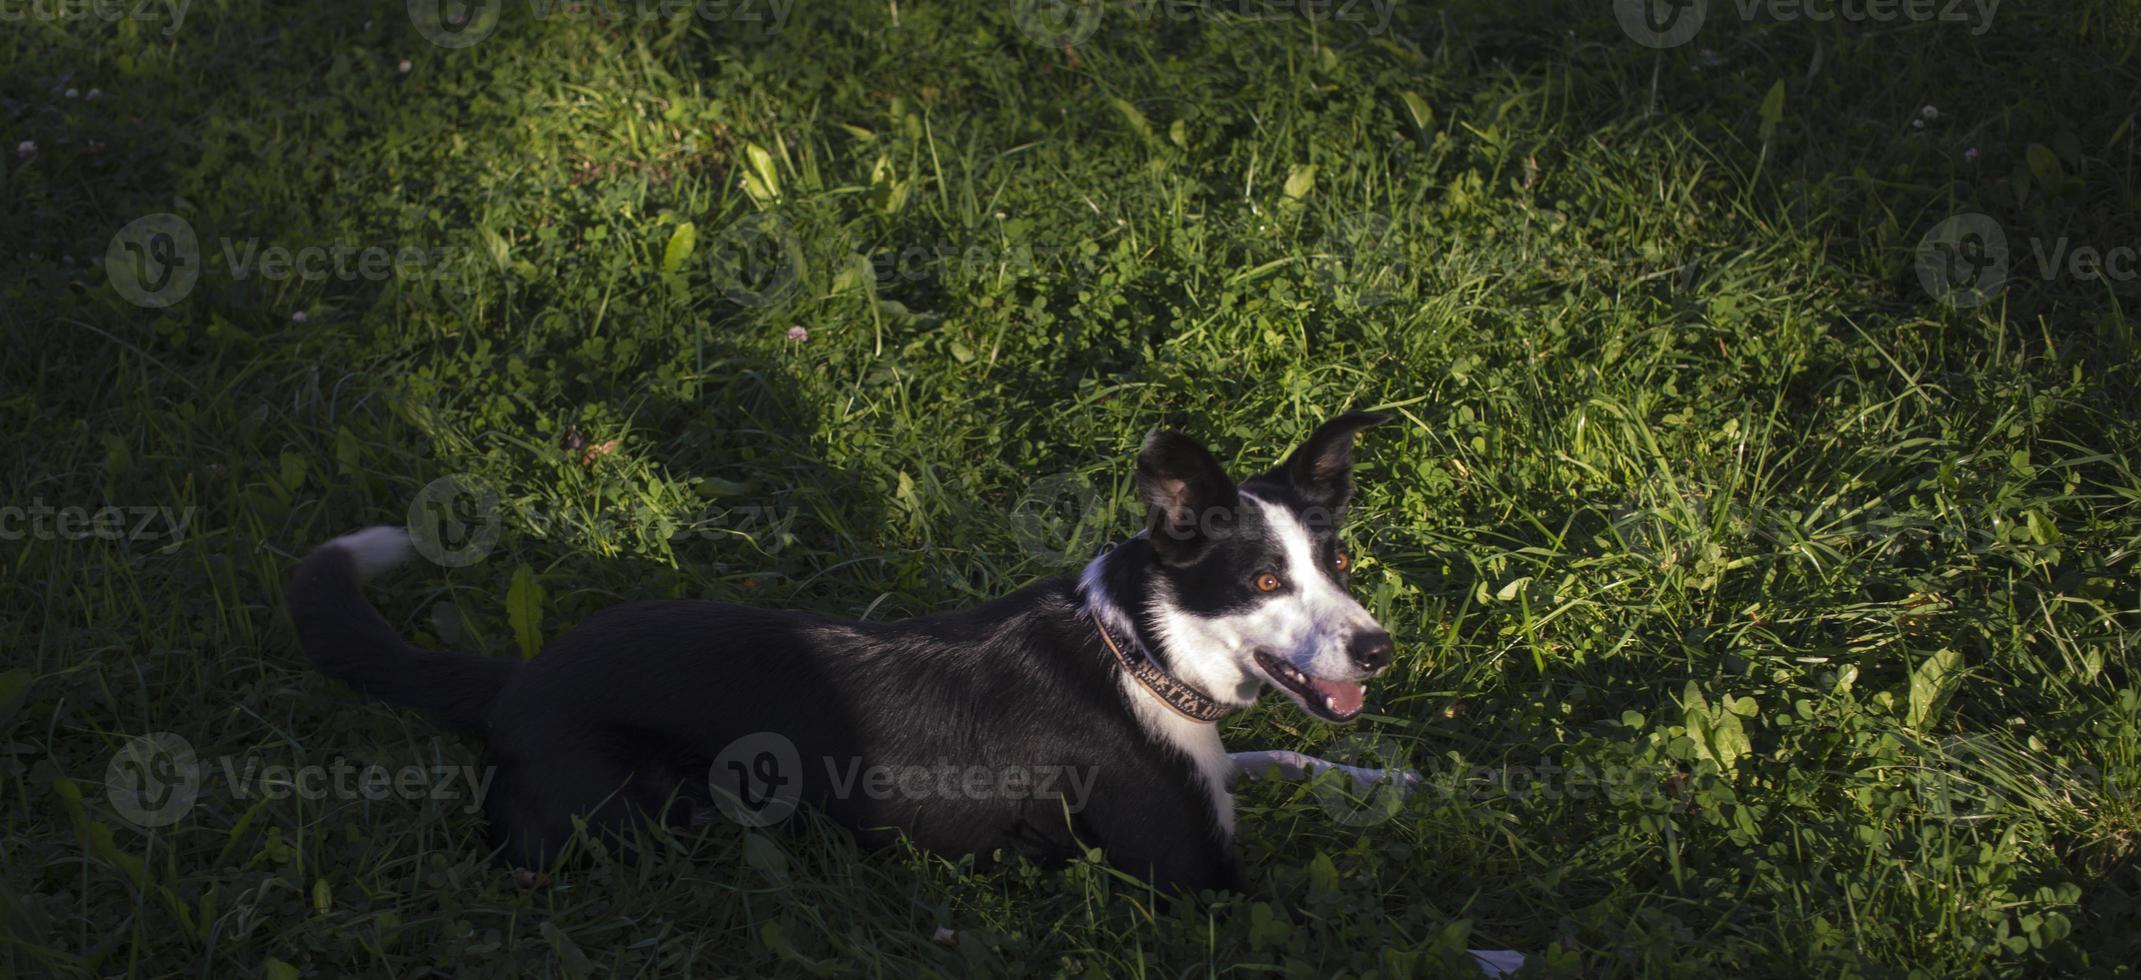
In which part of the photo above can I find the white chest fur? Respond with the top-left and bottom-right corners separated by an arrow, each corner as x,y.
1080,550 -> 1239,838
1118,676 -> 1237,837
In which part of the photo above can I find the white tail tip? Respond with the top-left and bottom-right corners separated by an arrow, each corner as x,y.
329,526 -> 415,579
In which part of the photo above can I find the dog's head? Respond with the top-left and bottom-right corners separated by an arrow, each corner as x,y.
1099,411 -> 1395,723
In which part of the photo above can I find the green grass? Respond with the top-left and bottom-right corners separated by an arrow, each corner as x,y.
6,0 -> 2141,975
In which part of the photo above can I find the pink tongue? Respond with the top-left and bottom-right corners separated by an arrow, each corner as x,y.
1307,677 -> 1366,716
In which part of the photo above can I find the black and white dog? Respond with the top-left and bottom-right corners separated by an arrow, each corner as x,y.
289,412 -> 1419,894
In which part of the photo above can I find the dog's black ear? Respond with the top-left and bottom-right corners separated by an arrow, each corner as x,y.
1273,411 -> 1392,511
1137,430 -> 1238,560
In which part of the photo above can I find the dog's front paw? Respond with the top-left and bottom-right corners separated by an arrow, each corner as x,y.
1336,762 -> 1422,798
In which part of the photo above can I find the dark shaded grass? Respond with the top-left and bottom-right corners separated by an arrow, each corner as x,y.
4,0 -> 2140,975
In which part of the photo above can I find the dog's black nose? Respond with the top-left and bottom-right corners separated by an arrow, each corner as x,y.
1348,631 -> 1393,672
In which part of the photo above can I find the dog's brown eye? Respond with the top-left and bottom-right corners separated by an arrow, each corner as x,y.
1333,550 -> 1351,573
1254,572 -> 1282,592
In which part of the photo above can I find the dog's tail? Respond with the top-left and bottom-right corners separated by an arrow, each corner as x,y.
288,527 -> 516,732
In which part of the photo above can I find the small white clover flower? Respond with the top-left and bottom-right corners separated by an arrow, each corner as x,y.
785,325 -> 808,343
15,140 -> 35,157
1920,105 -> 1939,121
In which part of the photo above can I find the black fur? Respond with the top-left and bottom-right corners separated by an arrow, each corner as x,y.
1136,429 -> 1240,564
290,551 -> 1243,892
289,548 -> 514,731
1126,411 -> 1388,631
1265,411 -> 1391,514
288,413 -> 1395,894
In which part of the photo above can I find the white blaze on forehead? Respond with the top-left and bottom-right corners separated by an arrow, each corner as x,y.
1141,490 -> 1379,704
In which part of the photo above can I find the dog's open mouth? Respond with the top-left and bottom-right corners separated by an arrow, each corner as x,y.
1253,651 -> 1366,722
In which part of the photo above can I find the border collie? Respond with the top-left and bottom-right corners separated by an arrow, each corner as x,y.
288,412 -> 1420,894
